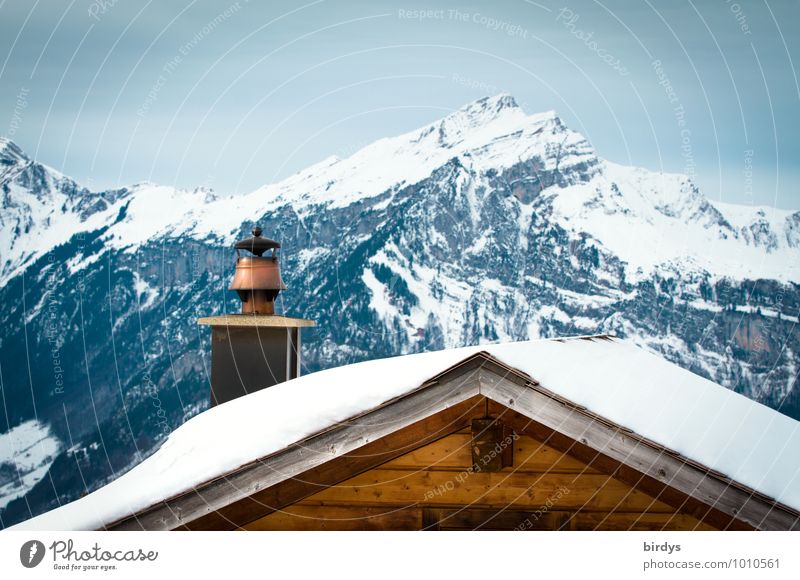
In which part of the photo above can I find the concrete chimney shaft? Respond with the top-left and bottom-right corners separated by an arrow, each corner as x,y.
198,226 -> 315,407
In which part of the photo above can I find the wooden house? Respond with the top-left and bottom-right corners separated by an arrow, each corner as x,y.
14,336 -> 800,531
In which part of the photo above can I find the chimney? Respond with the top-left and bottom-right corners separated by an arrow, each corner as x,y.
229,226 -> 284,315
198,227 -> 315,407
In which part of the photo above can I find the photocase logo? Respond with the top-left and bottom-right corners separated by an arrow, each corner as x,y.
19,540 -> 46,568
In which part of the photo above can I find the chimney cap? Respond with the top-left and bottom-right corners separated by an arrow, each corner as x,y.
234,226 -> 280,257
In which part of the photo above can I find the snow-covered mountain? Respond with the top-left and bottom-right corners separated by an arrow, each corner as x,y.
1,95 -> 798,528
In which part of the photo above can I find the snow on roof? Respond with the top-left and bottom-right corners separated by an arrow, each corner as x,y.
12,336 -> 800,530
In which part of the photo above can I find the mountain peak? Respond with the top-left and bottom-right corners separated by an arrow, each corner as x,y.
460,93 -> 519,116
450,94 -> 561,125
413,93 -> 545,154
442,93 -> 525,129
250,95 -> 584,217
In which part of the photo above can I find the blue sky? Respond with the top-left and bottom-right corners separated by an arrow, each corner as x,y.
1,0 -> 798,208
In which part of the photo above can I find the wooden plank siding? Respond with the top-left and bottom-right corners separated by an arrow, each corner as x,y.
243,432 -> 713,531
243,505 -> 714,531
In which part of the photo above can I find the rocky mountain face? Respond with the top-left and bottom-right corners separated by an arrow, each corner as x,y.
1,95 -> 798,528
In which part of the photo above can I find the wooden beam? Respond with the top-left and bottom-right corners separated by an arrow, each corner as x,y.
424,507 -> 569,530
299,468 -> 671,512
470,418 -> 511,472
418,507 -> 710,531
243,504 -> 422,531
379,432 -> 599,473
565,511 -> 716,531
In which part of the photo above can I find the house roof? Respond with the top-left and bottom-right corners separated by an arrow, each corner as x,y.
12,335 -> 800,531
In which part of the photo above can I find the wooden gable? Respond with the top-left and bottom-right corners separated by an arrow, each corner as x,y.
105,350 -> 800,531
243,419 -> 716,531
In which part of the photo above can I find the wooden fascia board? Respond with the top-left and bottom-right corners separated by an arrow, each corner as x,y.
476,365 -> 800,531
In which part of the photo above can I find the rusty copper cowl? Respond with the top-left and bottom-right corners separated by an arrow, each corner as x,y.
229,226 -> 286,315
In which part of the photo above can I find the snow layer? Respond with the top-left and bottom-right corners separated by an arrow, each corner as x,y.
0,420 -> 60,510
549,162 -> 800,282
12,336 -> 800,530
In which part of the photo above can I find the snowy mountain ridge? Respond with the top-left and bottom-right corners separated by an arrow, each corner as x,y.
2,95 -> 798,289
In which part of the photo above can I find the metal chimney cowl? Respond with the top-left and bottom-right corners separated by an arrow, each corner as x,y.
197,225 -> 315,407
229,226 -> 286,315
